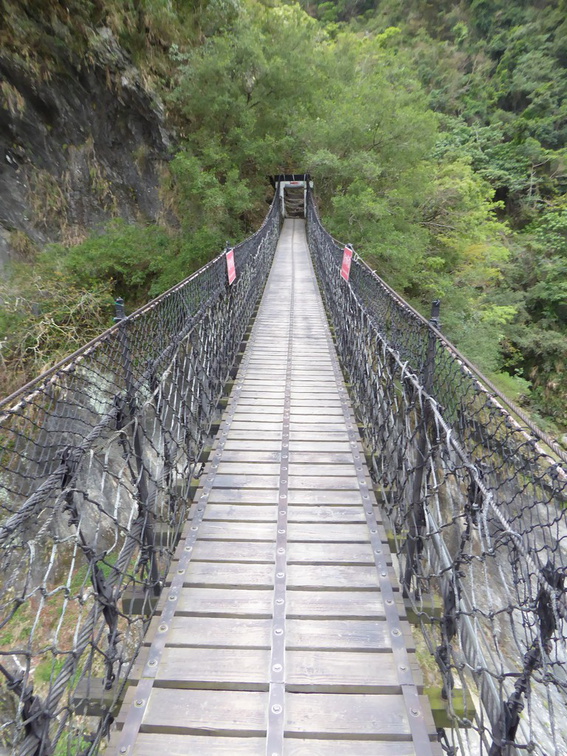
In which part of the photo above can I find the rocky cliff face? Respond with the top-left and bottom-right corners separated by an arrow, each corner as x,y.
0,25 -> 173,268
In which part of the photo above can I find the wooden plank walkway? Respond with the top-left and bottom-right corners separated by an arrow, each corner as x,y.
111,220 -> 440,755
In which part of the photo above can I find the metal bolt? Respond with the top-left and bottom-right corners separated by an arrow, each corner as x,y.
135,699 -> 144,707
159,623 -> 168,632
410,708 -> 420,717
392,629 -> 401,636
274,628 -> 283,635
273,664 -> 282,672
272,704 -> 282,714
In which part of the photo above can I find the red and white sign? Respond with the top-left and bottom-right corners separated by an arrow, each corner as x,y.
340,246 -> 353,282
226,248 -> 236,285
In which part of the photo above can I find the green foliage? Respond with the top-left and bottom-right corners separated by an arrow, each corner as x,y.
338,0 -> 567,426
2,0 -> 566,431
60,220 -> 177,302
0,259 -> 113,395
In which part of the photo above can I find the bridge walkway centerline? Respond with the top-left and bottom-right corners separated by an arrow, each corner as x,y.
110,219 -> 441,755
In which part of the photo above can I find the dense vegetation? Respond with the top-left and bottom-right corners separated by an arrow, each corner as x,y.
1,0 -> 566,435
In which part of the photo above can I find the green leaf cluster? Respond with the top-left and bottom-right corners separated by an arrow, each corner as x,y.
2,0 -> 566,433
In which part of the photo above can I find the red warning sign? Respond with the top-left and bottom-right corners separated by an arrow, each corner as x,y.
226,248 -> 236,285
340,246 -> 353,282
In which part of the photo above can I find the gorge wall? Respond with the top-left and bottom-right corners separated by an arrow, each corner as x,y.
0,19 -> 173,269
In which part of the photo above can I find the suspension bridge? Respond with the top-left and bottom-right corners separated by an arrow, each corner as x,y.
0,177 -> 566,756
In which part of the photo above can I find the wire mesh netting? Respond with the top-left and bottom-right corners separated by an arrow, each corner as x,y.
0,191 -> 282,755
307,188 -> 567,756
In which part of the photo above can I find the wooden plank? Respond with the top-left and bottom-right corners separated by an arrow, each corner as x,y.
227,432 -> 282,442
289,392 -> 341,399
288,452 -> 354,463
287,524 -> 370,542
204,505 -> 277,522
181,562 -> 274,588
235,400 -> 285,407
131,734 -> 266,756
288,464 -> 357,477
216,462 -> 280,475
207,489 -> 278,504
290,372 -> 335,378
287,565 -> 380,590
121,586 -> 160,616
289,441 -> 352,452
286,619 -> 394,651
284,692 -> 410,737
238,395 -> 285,402
231,413 -> 283,424
198,522 -> 275,541
287,506 -> 365,523
286,590 -> 385,619
425,686 -> 477,728
289,423 -> 347,433
287,542 -> 375,565
288,476 -> 359,490
289,432 -> 350,441
190,541 -> 275,563
223,439 -> 282,450
230,419 -> 282,438
290,407 -> 343,416
176,588 -> 273,617
287,490 -> 363,505
235,405 -> 285,413
284,740 -> 418,756
220,452 -> 281,462
71,677 -> 130,717
141,688 -> 267,735
152,647 -> 270,690
290,401 -> 343,409
286,650 -> 399,693
212,474 -> 280,489
145,616 -> 272,649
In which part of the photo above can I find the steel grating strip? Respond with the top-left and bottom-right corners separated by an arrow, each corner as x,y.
266,221 -> 295,756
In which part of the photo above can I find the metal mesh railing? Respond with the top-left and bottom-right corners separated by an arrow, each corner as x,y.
0,191 -> 282,755
307,188 -> 567,756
